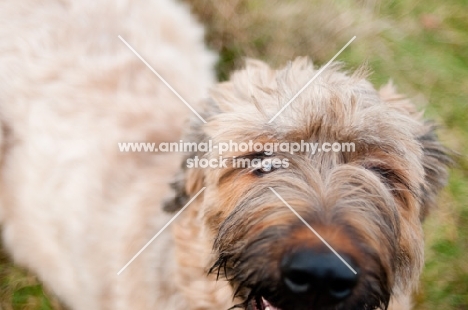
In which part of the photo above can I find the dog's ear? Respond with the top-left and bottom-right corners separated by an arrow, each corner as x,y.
163,99 -> 218,212
379,81 -> 452,219
163,167 -> 205,212
379,81 -> 421,118
163,126 -> 207,212
417,125 -> 452,219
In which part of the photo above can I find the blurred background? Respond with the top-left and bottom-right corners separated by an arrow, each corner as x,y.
1,0 -> 467,309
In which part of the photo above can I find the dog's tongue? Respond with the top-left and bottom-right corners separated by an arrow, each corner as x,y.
262,298 -> 280,310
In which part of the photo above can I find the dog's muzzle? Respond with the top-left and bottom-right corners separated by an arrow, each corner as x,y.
252,248 -> 359,310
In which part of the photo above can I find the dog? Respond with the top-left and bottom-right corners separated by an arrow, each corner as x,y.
0,0 -> 215,309
163,59 -> 450,310
0,1 -> 450,310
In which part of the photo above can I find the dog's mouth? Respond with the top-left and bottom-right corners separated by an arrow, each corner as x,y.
251,297 -> 281,310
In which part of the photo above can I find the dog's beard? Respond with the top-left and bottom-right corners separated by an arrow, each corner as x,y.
209,226 -> 391,310
206,175 -> 402,310
210,255 -> 391,310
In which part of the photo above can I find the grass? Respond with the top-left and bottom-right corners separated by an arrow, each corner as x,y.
1,0 -> 467,308
0,240 -> 64,309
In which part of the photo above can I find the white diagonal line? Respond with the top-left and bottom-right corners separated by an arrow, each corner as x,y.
118,35 -> 207,124
269,187 -> 357,274
117,187 -> 206,275
268,36 -> 356,123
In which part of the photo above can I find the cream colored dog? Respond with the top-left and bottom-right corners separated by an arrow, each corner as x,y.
0,0 -> 216,309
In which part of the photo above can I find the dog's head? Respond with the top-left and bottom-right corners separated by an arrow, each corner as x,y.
165,58 -> 450,310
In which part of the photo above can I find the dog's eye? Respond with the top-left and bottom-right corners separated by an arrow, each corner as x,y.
252,159 -> 276,176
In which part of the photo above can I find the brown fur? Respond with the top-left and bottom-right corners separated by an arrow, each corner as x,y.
166,58 -> 450,309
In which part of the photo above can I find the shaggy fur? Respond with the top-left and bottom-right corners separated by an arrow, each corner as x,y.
165,59 -> 450,310
0,1 -> 450,310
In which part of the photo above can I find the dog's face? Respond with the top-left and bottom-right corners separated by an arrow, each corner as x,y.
165,58 -> 450,310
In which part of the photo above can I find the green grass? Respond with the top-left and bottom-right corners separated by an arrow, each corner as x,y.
1,0 -> 467,308
0,241 -> 63,309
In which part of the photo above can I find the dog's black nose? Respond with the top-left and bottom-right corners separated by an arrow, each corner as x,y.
281,249 -> 358,302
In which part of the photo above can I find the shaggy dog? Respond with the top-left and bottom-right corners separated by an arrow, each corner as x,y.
0,1 -> 450,310
163,59 -> 450,310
